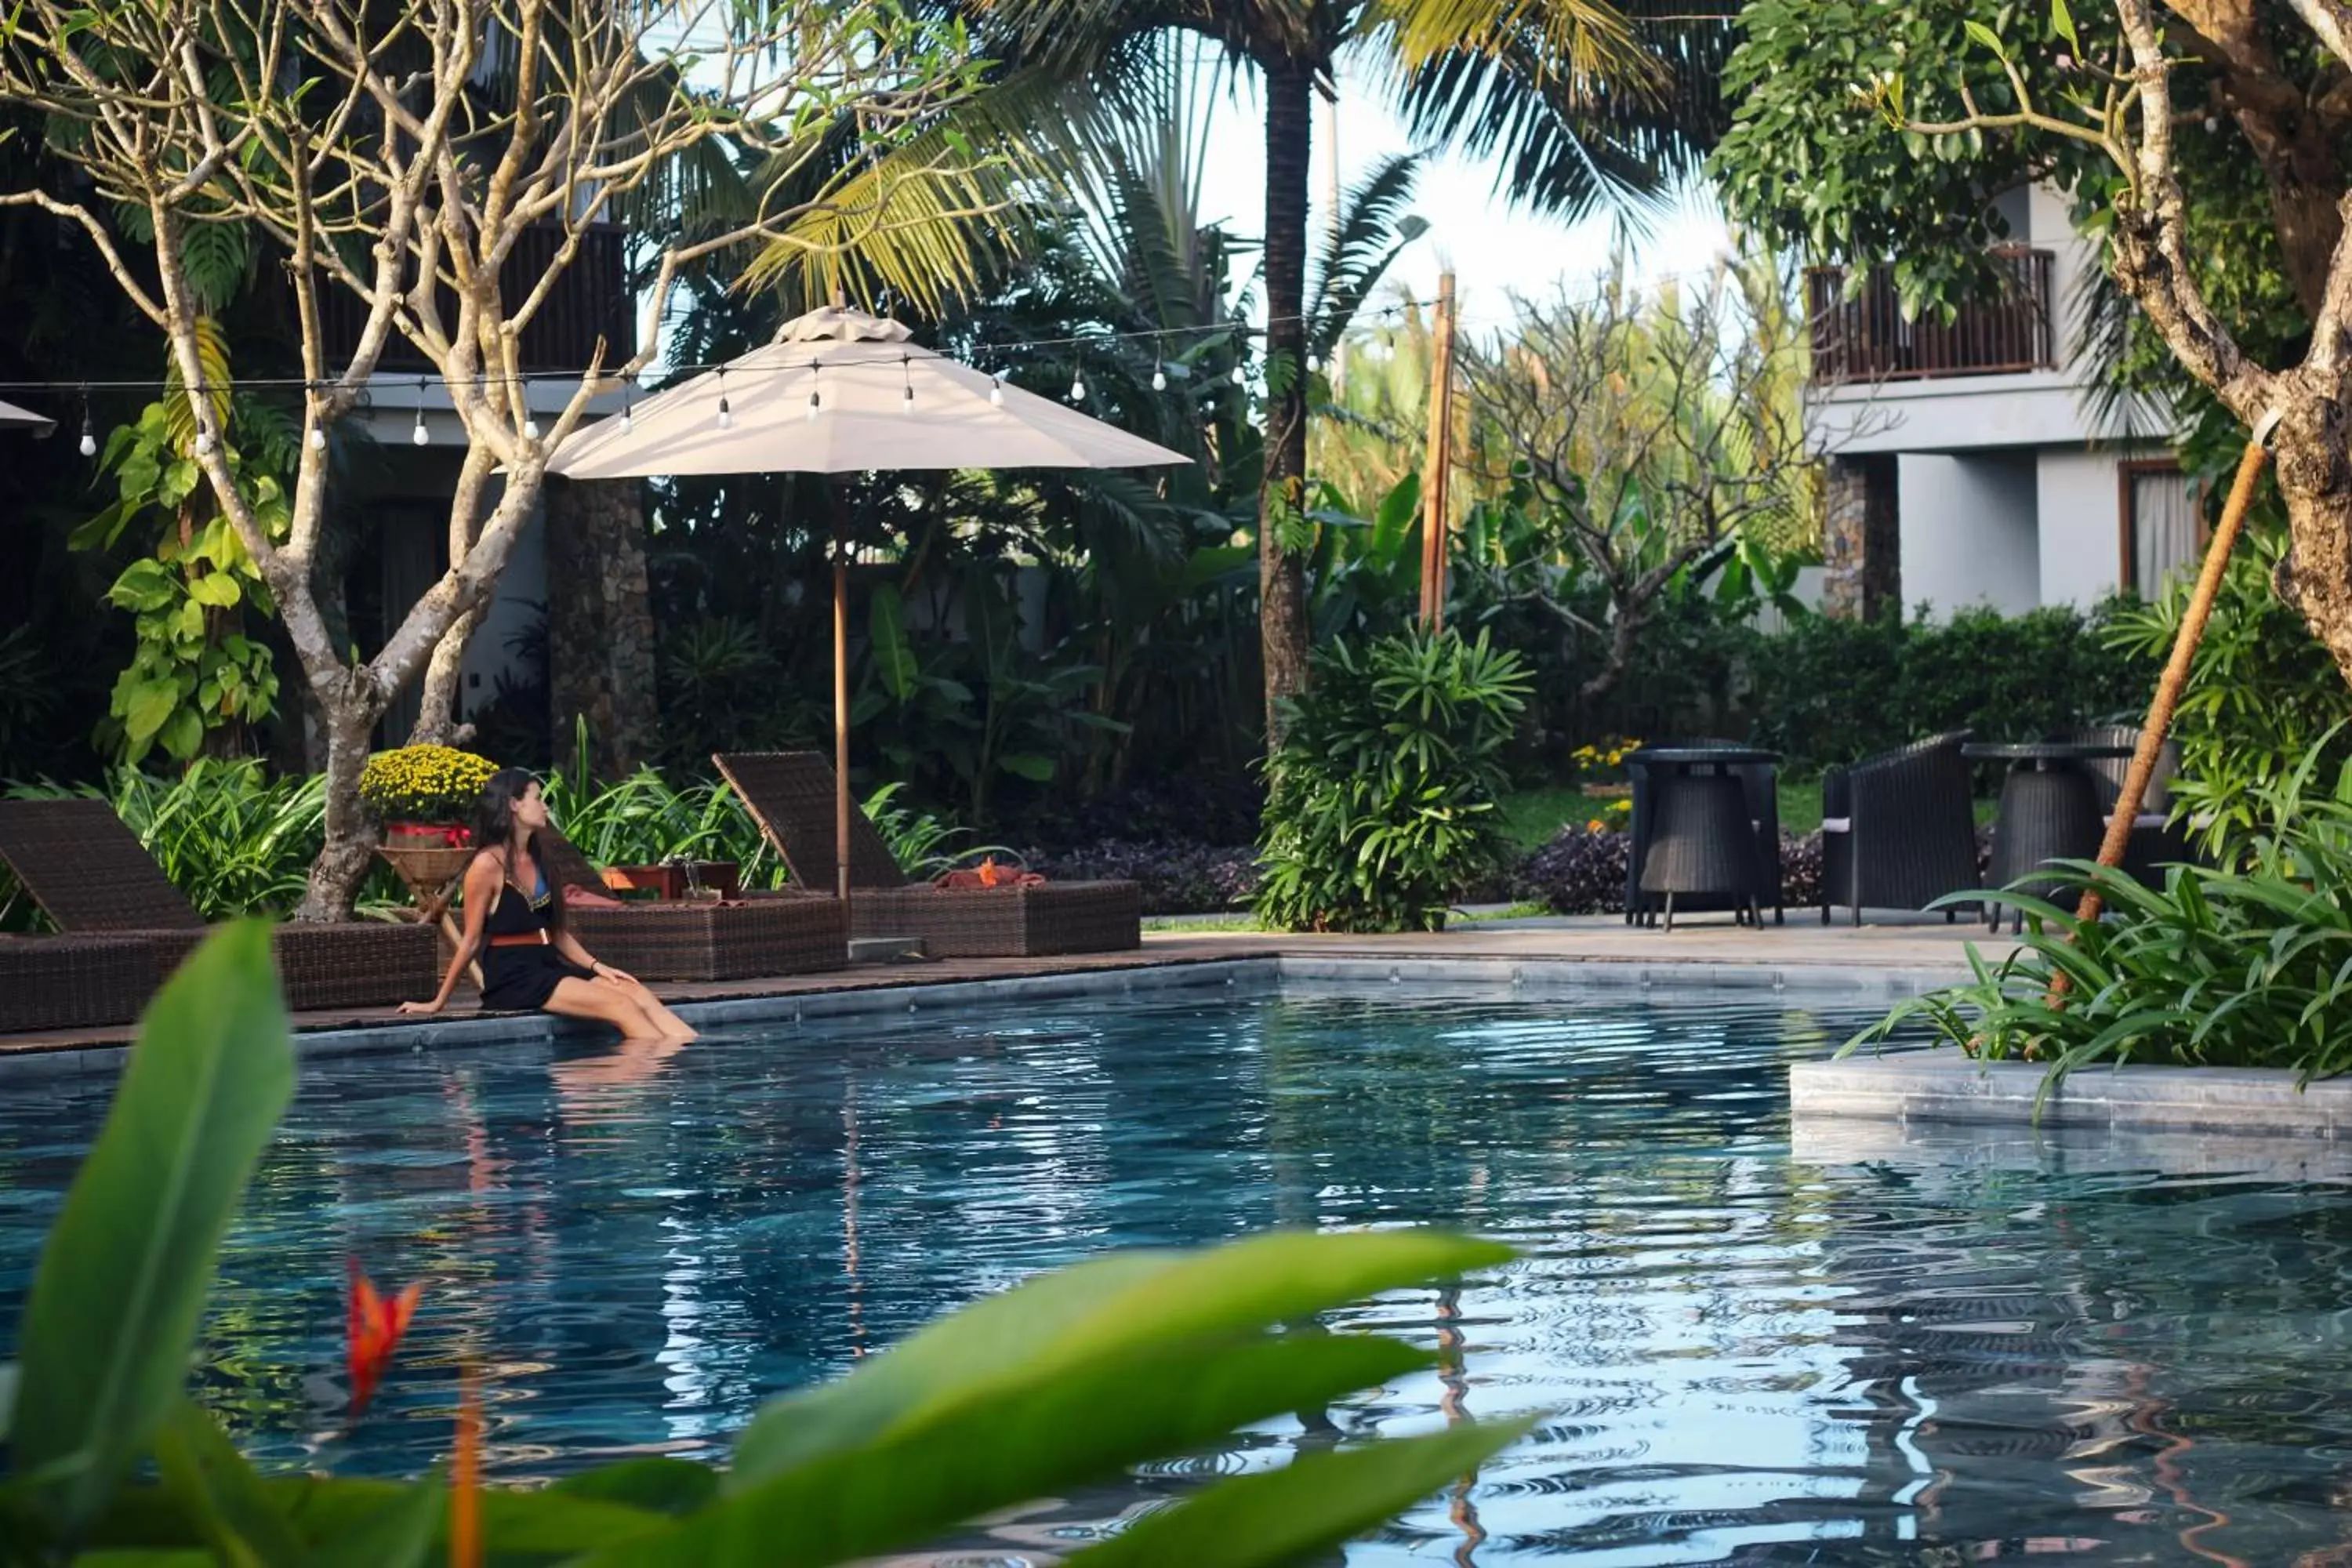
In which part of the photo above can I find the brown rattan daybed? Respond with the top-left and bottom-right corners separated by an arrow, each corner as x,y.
712,751 -> 1142,958
0,797 -> 438,1021
533,827 -> 846,982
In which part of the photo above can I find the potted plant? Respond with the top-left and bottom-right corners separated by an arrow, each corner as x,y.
360,744 -> 498,848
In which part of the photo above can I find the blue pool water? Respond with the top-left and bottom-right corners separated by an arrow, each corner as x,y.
5,981 -> 2352,1563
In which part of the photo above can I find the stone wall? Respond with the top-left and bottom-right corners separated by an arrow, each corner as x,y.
544,478 -> 659,775
1820,453 -> 1900,621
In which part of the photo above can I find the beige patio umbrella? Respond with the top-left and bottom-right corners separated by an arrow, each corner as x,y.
0,397 -> 53,435
548,304 -> 1191,898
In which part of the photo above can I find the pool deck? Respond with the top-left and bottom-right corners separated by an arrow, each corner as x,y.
0,911 -> 2006,1060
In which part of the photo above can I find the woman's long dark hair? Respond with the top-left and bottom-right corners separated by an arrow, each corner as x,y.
475,768 -> 565,931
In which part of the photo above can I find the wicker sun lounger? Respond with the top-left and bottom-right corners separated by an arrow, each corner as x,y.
0,797 -> 438,1017
532,827 -> 846,982
711,751 -> 1142,958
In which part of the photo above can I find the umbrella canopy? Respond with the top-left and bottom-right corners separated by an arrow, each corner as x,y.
543,304 -> 1192,907
0,397 -> 54,435
549,305 -> 1189,480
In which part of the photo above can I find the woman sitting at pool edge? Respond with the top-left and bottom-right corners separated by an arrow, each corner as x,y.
401,768 -> 697,1043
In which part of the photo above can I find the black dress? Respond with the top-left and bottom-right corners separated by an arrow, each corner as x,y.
478,865 -> 594,1011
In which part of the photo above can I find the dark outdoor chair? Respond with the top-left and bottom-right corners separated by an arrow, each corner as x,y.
1819,731 -> 1981,925
0,797 -> 437,1021
2052,724 -> 2192,887
532,826 -> 845,982
712,752 -> 1142,957
1626,739 -> 1782,927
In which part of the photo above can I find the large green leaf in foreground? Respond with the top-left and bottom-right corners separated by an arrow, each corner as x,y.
13,923 -> 293,1541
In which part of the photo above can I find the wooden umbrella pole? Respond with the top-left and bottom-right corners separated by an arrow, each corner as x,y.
832,498 -> 852,904
2047,426 -> 2272,1000
1419,270 -> 1458,632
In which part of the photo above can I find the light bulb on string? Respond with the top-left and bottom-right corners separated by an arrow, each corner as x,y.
1306,350 -> 1321,373
78,394 -> 95,459
195,420 -> 215,456
523,414 -> 541,441
805,363 -> 822,424
717,367 -> 735,430
1151,351 -> 1167,392
619,381 -> 633,436
1231,359 -> 1247,386
989,373 -> 1004,407
900,356 -> 914,416
308,412 -> 326,452
1069,363 -> 1086,402
412,379 -> 429,445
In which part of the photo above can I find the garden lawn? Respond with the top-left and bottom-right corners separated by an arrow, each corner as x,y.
1498,779 -> 1828,852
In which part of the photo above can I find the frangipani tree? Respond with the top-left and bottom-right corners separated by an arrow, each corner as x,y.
0,0 -> 989,917
1716,0 -> 2352,693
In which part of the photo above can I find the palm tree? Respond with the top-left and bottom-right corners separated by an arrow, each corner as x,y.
741,2 -> 1730,735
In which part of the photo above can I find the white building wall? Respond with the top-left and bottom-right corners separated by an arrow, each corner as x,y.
2036,448 -> 2125,609
1898,452 -> 2040,617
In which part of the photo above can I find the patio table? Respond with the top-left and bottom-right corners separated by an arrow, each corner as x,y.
1963,741 -> 2136,929
1628,746 -> 1781,931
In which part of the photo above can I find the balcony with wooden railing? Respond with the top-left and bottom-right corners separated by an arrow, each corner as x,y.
1806,246 -> 2056,384
314,224 -> 635,380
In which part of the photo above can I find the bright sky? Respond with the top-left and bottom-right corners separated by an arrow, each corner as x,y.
1192,56 -> 1733,339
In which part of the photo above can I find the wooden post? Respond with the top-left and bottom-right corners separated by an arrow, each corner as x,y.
831,494 -> 853,904
2047,425 -> 2273,1001
1419,270 -> 1458,633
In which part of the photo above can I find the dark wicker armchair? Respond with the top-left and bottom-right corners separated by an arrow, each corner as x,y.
2052,724 -> 2191,887
1625,740 -> 1782,927
1819,731 -> 1981,925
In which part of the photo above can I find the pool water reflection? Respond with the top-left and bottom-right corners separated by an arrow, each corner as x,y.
4,982 -> 2352,1564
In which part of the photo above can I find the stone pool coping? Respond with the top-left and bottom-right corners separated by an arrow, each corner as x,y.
1792,1050 -> 2352,1140
0,947 -> 1969,1078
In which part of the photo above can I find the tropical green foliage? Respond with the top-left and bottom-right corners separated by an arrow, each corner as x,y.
1746,601 -> 2156,774
1853,750 -> 2352,1091
2103,527 -> 2352,862
543,723 -> 978,884
1256,627 -> 1531,932
0,925 -> 1528,1565
70,326 -> 296,765
5,761 -> 353,922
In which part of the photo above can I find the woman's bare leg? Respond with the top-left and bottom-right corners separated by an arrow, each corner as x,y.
544,976 -> 669,1041
606,975 -> 697,1040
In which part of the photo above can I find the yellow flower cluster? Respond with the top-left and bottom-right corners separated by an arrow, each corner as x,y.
360,745 -> 499,824
1570,736 -> 1644,772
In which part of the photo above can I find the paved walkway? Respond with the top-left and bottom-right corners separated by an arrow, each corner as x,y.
0,911 -> 2010,1058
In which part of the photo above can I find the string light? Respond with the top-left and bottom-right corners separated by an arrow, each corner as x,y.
309,421 -> 326,452
804,362 -> 820,423
77,391 -> 94,459
194,420 -> 215,456
411,379 -> 429,445
717,366 -> 734,430
900,355 -> 914,415
989,372 -> 1004,407
1231,360 -> 1247,386
522,414 -> 541,441
619,379 -> 633,435
1306,350 -> 1321,373
1069,356 -> 1086,402
1151,351 -> 1167,392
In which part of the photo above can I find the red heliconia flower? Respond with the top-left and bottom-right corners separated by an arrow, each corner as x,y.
346,1256 -> 423,1418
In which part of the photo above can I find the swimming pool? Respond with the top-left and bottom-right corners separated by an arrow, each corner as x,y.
5,977 -> 2352,1564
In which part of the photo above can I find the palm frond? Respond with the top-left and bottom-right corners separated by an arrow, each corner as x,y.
1307,151 -> 1426,360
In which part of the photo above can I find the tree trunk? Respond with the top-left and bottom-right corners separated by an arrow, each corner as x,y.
2270,404 -> 2352,684
296,677 -> 384,922
1258,58 -> 1316,740
545,478 -> 660,776
408,607 -> 477,746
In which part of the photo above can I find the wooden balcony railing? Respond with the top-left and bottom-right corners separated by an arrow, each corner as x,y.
1806,247 -> 2056,383
314,223 -> 635,379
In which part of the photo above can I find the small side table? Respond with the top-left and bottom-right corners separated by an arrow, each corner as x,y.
1964,742 -> 2136,931
1630,746 -> 1781,931
375,843 -> 481,986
